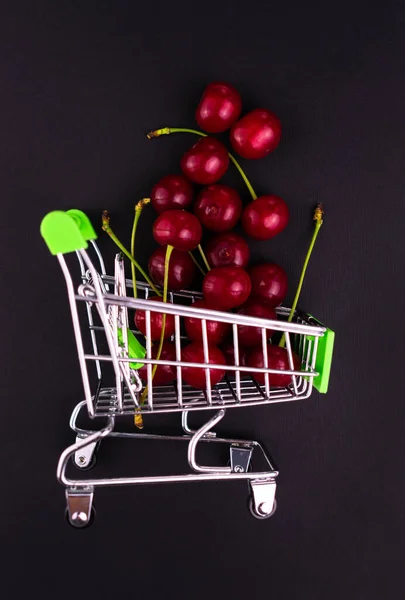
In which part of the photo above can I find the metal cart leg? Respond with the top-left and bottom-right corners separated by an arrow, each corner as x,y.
187,410 -> 231,473
181,410 -> 216,438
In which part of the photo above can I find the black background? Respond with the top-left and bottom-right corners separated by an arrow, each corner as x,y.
1,1 -> 405,598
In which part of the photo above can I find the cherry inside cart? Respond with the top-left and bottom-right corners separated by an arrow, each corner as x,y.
40,209 -> 335,528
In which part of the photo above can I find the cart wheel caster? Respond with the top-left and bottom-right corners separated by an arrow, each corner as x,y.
73,452 -> 97,471
65,506 -> 96,529
73,438 -> 99,470
248,497 -> 277,520
227,459 -> 252,472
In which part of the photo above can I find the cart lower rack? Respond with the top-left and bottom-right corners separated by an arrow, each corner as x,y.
41,210 -> 334,527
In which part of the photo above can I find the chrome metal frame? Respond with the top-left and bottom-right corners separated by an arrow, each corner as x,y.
53,241 -> 327,527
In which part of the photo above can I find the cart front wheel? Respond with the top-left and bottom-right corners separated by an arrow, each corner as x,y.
248,497 -> 277,520
65,506 -> 96,529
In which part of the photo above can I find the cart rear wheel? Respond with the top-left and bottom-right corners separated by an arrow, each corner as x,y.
65,505 -> 96,529
72,452 -> 97,470
73,440 -> 100,470
248,497 -> 277,519
227,459 -> 252,472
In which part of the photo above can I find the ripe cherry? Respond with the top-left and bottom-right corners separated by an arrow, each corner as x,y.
180,136 -> 229,185
151,174 -> 193,214
242,195 -> 289,240
247,344 -> 301,387
205,232 -> 250,269
196,82 -> 242,133
184,299 -> 231,344
139,342 -> 176,385
230,108 -> 282,159
249,263 -> 288,307
153,209 -> 202,252
134,297 -> 175,341
203,266 -> 251,310
236,301 -> 277,347
181,341 -> 226,389
148,246 -> 195,291
221,340 -> 249,367
193,185 -> 242,232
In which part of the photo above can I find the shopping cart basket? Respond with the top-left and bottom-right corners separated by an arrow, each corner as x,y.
40,209 -> 334,527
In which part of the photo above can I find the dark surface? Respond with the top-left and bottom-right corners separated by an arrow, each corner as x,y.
1,1 -> 404,598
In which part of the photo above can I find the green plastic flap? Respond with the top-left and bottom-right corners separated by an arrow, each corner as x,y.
312,328 -> 335,394
40,211 -> 89,255
117,328 -> 146,370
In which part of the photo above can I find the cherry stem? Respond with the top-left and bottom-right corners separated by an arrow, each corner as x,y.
131,198 -> 151,299
102,211 -> 162,297
139,244 -> 174,407
147,127 -> 258,201
279,204 -> 324,348
197,244 -> 211,272
189,251 -> 207,275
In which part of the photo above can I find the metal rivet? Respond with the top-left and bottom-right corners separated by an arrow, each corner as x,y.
72,511 -> 88,523
258,502 -> 271,515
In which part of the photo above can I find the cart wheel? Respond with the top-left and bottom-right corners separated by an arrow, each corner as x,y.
65,505 -> 96,529
72,452 -> 97,471
248,497 -> 277,520
227,460 -> 252,472
73,439 -> 100,470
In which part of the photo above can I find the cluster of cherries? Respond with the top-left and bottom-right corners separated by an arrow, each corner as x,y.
134,82 -> 300,390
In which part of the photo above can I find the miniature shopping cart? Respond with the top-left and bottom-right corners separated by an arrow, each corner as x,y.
40,209 -> 334,528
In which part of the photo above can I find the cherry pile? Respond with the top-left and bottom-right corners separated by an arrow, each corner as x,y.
129,81 -> 303,391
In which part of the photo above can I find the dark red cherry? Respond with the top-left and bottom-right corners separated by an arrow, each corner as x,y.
242,195 -> 289,240
249,263 -> 288,307
134,297 -> 175,341
139,342 -> 176,385
151,174 -> 193,214
193,185 -> 242,232
203,266 -> 251,310
181,341 -> 226,389
148,246 -> 195,291
247,344 -> 301,387
184,299 -> 231,344
236,301 -> 277,347
180,136 -> 229,185
230,108 -> 282,159
196,81 -> 242,133
205,232 -> 250,268
221,340 -> 249,367
153,209 -> 202,252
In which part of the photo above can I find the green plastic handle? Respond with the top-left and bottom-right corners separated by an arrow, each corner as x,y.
304,314 -> 335,393
312,328 -> 335,393
40,209 -> 97,255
